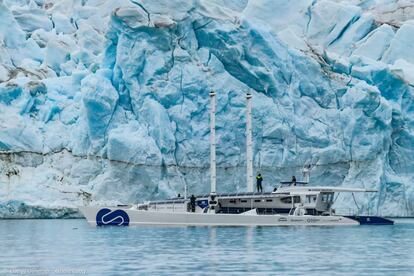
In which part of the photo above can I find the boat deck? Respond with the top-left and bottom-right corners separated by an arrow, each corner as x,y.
150,191 -> 292,205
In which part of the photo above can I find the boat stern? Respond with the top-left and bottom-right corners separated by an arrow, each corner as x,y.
345,216 -> 394,225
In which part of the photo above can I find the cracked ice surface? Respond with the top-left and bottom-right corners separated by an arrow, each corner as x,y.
0,0 -> 414,217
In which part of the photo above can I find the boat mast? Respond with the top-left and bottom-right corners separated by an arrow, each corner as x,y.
209,91 -> 217,195
246,92 -> 254,193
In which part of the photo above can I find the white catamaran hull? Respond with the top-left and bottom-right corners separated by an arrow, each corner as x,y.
79,206 -> 359,227
77,93 -> 395,227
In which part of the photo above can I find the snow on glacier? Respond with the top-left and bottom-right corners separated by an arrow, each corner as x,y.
0,0 -> 414,217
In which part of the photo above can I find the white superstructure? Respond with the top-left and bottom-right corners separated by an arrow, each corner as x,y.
79,183 -> 392,226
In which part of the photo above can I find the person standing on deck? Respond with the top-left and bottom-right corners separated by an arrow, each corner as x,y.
190,195 -> 196,212
256,173 -> 263,193
291,176 -> 297,186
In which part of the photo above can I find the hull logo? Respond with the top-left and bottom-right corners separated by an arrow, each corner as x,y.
96,208 -> 130,226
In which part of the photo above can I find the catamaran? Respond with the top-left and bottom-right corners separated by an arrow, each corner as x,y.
79,92 -> 393,226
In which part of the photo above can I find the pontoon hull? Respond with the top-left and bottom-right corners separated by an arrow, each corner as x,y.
79,206 -> 360,226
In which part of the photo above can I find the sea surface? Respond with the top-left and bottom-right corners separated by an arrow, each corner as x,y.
0,219 -> 413,275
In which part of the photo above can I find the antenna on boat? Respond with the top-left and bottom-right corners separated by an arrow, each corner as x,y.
302,164 -> 311,183
246,92 -> 254,193
209,91 -> 217,195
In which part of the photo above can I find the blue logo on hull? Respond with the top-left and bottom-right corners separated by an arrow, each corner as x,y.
96,208 -> 130,226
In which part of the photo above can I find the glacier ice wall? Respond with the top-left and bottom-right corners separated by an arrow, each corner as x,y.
1,0 -> 414,217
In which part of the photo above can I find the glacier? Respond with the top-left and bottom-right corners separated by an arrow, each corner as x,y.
0,0 -> 414,218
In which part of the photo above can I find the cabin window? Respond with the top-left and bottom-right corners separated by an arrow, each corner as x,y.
254,199 -> 261,202
321,193 -> 334,203
241,200 -> 247,203
280,197 -> 292,204
306,209 -> 316,215
293,196 -> 301,203
280,197 -> 300,204
230,199 -> 236,204
266,199 -> 273,202
306,195 -> 317,203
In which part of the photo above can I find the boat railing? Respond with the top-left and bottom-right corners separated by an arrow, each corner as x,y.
195,192 -> 274,199
336,207 -> 380,217
217,207 -> 286,215
148,200 -> 189,213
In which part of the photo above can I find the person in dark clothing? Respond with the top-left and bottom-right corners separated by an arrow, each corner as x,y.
256,173 -> 263,193
291,176 -> 297,186
190,194 -> 196,212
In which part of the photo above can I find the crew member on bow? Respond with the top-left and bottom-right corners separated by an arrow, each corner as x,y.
256,173 -> 263,193
291,175 -> 297,186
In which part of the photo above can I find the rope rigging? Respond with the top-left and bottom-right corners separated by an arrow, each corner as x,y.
352,192 -> 360,211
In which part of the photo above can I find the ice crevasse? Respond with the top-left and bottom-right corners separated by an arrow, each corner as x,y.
0,0 -> 414,217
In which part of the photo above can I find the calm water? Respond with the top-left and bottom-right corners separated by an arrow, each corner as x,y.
0,219 -> 413,275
